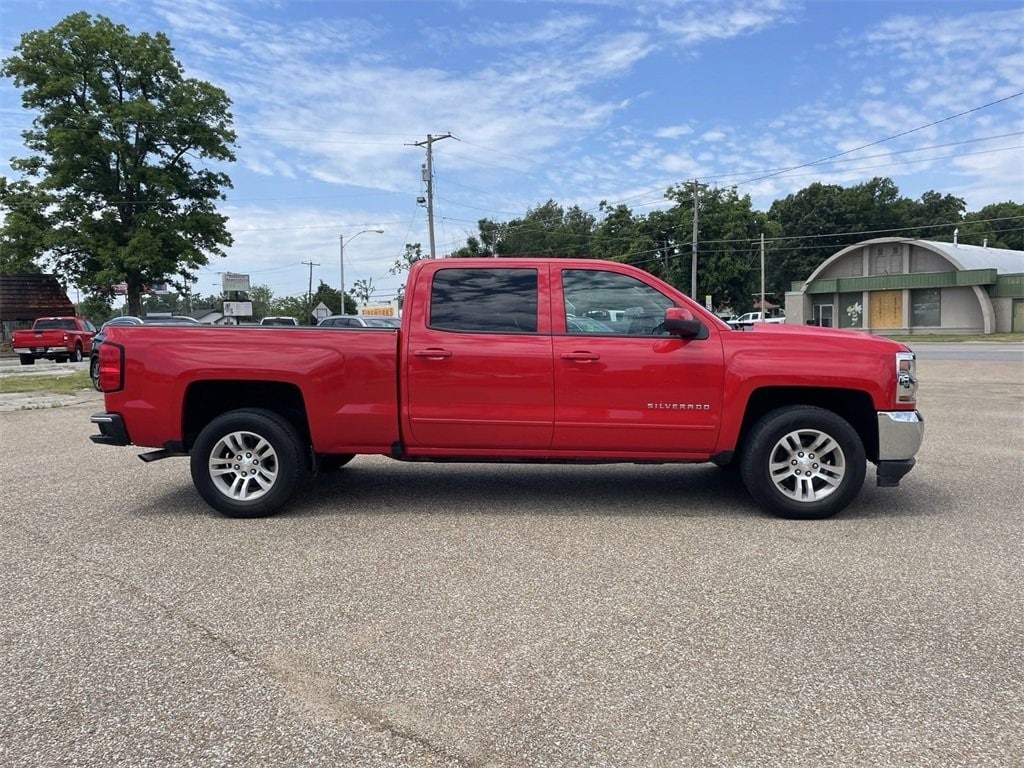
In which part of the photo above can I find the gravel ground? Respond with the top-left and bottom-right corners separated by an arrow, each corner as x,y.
0,359 -> 1021,767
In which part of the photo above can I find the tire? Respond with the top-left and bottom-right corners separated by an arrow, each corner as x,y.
739,406 -> 866,519
18,355 -> 35,366
69,344 -> 83,363
89,355 -> 101,391
318,453 -> 355,472
190,409 -> 306,518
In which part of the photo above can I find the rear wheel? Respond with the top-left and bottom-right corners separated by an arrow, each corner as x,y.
68,344 -> 83,363
89,355 -> 101,390
18,355 -> 35,366
739,406 -> 865,519
190,409 -> 306,518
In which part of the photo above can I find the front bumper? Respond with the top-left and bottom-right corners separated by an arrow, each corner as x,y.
90,412 -> 130,446
875,410 -> 924,487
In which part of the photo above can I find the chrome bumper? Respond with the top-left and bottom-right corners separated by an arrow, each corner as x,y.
877,410 -> 924,460
875,410 -> 924,488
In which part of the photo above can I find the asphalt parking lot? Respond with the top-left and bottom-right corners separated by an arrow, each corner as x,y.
0,357 -> 1021,767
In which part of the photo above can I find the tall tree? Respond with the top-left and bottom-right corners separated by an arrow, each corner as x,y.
1,12 -> 236,315
961,202 -> 1024,251
472,200 -> 597,257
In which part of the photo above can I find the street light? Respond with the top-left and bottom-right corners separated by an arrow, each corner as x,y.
340,229 -> 384,315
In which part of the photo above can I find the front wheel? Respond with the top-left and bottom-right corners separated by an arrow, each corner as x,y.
190,409 -> 306,518
739,406 -> 866,519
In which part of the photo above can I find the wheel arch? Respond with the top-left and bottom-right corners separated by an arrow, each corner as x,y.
182,380 -> 311,452
737,387 -> 878,462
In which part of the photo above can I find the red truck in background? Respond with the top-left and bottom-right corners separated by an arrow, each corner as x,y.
90,258 -> 923,520
12,316 -> 97,365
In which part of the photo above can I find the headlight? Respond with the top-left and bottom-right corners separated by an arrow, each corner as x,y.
896,351 -> 917,404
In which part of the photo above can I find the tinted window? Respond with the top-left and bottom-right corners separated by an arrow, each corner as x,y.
561,269 -> 673,335
35,319 -> 78,331
429,268 -> 538,333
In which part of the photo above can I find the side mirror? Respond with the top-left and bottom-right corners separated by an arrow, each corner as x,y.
663,307 -> 705,339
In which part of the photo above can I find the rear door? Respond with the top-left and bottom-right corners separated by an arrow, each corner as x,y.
552,266 -> 725,454
403,264 -> 554,450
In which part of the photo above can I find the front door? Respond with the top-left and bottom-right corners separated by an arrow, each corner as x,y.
404,265 -> 554,450
551,267 -> 724,455
870,290 -> 903,329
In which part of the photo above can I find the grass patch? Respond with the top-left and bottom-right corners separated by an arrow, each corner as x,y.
0,371 -> 93,394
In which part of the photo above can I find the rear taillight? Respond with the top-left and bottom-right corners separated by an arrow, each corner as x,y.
98,342 -> 124,392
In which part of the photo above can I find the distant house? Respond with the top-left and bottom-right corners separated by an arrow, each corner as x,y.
786,237 -> 1024,334
0,274 -> 75,344
188,307 -> 233,325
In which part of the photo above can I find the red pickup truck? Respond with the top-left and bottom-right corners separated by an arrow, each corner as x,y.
90,258 -> 923,520
12,316 -> 96,365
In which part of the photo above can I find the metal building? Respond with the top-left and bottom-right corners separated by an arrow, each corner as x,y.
786,238 -> 1024,334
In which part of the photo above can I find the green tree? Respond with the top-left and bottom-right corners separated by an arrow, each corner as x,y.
661,183 -> 774,310
271,295 -> 309,324
350,278 -> 375,307
79,293 -> 115,324
1,12 -> 236,315
389,243 -> 424,306
961,202 -> 1024,251
590,202 -> 661,272
247,284 -> 274,321
310,280 -> 343,317
472,200 -> 597,257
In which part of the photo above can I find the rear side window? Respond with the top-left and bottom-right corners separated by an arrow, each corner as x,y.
429,268 -> 538,333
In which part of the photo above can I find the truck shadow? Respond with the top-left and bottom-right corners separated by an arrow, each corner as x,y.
295,460 -> 935,521
292,461 -> 755,519
142,460 -> 932,521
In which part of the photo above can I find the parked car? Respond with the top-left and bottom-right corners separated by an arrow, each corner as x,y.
11,316 -> 96,365
318,315 -> 401,328
260,316 -> 299,326
90,315 -> 199,390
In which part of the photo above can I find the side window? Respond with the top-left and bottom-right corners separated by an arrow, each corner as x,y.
562,269 -> 674,335
429,268 -> 538,333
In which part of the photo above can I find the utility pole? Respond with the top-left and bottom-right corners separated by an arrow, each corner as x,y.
302,260 -> 319,324
760,232 -> 766,314
410,133 -> 453,258
690,179 -> 700,298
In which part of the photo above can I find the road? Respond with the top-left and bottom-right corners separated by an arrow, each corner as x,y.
0,358 -> 1022,767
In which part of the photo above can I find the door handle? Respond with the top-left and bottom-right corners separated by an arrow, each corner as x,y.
413,348 -> 452,359
560,351 -> 600,362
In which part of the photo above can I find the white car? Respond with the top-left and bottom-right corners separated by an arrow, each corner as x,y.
318,315 -> 401,328
731,311 -> 786,326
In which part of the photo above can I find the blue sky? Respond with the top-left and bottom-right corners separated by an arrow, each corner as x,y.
2,0 -> 1022,304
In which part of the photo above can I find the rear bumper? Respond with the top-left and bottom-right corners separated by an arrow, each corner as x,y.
90,412 -> 129,446
12,346 -> 65,355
